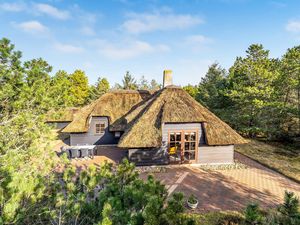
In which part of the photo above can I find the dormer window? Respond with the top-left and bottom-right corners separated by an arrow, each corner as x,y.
95,123 -> 105,134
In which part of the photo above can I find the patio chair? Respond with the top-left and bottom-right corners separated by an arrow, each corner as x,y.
88,148 -> 94,159
80,148 -> 89,158
70,148 -> 79,159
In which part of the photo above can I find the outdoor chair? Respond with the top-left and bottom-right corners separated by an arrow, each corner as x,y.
79,148 -> 89,158
88,148 -> 94,159
70,148 -> 79,159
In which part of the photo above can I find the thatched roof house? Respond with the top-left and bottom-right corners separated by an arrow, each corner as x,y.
54,71 -> 246,165
118,86 -> 246,148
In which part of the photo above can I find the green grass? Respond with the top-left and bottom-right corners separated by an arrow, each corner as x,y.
183,211 -> 244,225
235,139 -> 300,182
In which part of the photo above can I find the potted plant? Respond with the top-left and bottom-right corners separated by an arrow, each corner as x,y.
187,194 -> 198,209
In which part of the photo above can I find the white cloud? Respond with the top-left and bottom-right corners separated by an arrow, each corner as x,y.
185,35 -> 212,45
15,20 -> 48,33
54,43 -> 84,53
122,11 -> 203,34
35,3 -> 70,20
286,20 -> 300,33
92,39 -> 169,59
184,35 -> 213,52
0,2 -> 25,12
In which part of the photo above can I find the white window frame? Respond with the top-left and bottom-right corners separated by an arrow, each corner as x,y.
95,122 -> 105,135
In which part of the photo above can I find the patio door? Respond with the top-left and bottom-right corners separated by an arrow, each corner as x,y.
183,132 -> 197,162
168,131 -> 197,164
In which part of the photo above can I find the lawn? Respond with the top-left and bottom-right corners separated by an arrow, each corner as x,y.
235,139 -> 300,182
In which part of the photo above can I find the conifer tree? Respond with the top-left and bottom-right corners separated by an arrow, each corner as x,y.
69,70 -> 89,106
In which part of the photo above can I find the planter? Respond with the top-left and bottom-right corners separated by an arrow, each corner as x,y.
187,199 -> 198,209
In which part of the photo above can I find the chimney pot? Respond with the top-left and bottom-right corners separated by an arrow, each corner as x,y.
163,70 -> 173,87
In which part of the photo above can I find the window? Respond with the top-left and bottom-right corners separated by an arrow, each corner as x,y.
184,132 -> 196,160
168,132 -> 182,162
115,131 -> 121,138
95,123 -> 105,134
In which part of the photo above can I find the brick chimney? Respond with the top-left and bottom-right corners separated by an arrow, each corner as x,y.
163,70 -> 173,87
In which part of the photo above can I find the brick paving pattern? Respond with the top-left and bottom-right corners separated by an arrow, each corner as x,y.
141,152 -> 300,212
54,140 -> 300,212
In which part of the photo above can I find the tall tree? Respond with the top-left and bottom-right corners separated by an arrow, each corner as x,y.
149,79 -> 161,90
50,70 -> 73,107
138,75 -> 149,90
277,46 -> 300,138
196,63 -> 228,110
0,38 -> 57,224
0,38 -> 23,114
18,58 -> 53,112
89,77 -> 110,101
227,44 -> 278,137
69,70 -> 89,106
122,71 -> 137,90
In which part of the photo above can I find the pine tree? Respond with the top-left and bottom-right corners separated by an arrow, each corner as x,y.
51,70 -> 73,107
278,46 -> 300,138
244,203 -> 263,225
227,44 -> 278,137
19,58 -> 53,112
89,77 -> 110,100
122,71 -> 137,90
138,75 -> 149,90
0,38 -> 24,114
197,63 -> 228,110
69,70 -> 89,106
149,79 -> 161,90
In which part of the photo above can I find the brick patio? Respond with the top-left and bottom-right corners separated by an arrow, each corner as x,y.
54,140 -> 300,211
140,152 -> 300,212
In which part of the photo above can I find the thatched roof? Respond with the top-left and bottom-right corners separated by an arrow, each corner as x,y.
47,107 -> 78,122
59,86 -> 246,147
61,90 -> 153,133
118,86 -> 247,148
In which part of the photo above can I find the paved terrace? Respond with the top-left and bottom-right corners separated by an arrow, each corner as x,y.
54,141 -> 300,211
140,152 -> 300,212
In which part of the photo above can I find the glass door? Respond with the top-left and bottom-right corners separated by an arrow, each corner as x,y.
168,131 -> 197,164
168,132 -> 182,163
183,132 -> 196,162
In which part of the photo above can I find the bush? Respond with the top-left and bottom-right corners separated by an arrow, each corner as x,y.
242,191 -> 300,225
183,211 -> 244,225
275,191 -> 300,225
244,203 -> 263,225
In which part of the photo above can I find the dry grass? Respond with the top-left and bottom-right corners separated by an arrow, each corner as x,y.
118,86 -> 246,148
235,139 -> 300,182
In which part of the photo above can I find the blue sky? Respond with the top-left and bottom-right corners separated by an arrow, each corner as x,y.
1,0 -> 300,86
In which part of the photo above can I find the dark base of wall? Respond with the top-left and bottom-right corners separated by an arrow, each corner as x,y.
128,148 -> 169,166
